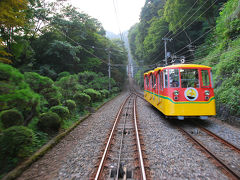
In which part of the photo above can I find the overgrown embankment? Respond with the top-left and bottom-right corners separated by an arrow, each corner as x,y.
196,0 -> 240,124
0,63 -> 120,178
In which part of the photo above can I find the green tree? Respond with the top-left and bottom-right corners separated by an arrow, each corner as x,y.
0,0 -> 28,63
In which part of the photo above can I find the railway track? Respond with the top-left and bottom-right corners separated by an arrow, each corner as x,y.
136,92 -> 240,180
91,93 -> 149,179
177,122 -> 240,180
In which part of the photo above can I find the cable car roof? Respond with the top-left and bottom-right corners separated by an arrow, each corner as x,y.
154,67 -> 163,72
147,70 -> 154,74
164,64 -> 211,69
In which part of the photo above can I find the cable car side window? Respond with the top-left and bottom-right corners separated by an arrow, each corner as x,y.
150,74 -> 152,90
146,76 -> 148,89
163,69 -> 168,88
169,69 -> 180,88
152,74 -> 156,89
180,69 -> 199,88
210,70 -> 214,88
161,71 -> 163,90
158,71 -> 163,91
201,70 -> 210,87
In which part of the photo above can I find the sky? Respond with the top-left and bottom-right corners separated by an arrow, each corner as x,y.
69,0 -> 146,34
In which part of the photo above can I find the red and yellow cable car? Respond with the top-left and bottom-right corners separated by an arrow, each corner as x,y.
144,64 -> 216,120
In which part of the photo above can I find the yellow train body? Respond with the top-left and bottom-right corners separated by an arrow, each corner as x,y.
144,90 -> 216,117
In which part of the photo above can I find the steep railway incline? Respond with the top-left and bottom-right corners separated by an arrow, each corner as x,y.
91,94 -> 149,179
136,91 -> 240,179
9,88 -> 240,180
16,93 -> 129,180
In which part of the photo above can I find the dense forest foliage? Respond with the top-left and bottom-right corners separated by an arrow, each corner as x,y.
0,0 -> 127,176
128,0 -> 239,121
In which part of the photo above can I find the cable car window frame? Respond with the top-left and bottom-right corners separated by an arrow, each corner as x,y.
158,71 -> 163,91
163,69 -> 168,88
180,68 -> 199,88
152,73 -> 156,90
201,69 -> 211,88
169,69 -> 180,88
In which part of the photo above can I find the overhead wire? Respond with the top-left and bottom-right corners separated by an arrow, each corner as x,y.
170,0 -> 218,40
163,0 -> 199,38
56,28 -> 127,66
174,26 -> 215,56
112,0 -> 124,42
147,0 -> 214,68
180,34 -> 240,60
185,45 -> 240,63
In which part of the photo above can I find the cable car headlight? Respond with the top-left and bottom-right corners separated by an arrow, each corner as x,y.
173,90 -> 179,96
204,90 -> 210,96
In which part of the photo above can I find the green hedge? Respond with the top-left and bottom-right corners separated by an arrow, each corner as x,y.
0,109 -> 24,129
83,88 -> 101,102
50,105 -> 70,119
64,100 -> 76,112
73,92 -> 91,106
0,126 -> 35,173
37,112 -> 61,133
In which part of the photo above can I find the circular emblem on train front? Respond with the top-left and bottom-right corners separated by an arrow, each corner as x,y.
184,88 -> 198,101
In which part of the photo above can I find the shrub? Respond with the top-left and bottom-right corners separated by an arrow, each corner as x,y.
78,71 -> 98,85
48,97 -> 60,107
78,71 -> 116,90
110,87 -> 119,94
25,72 -> 62,101
83,89 -> 101,102
73,92 -> 91,106
100,89 -> 110,98
37,112 -> 61,133
0,126 -> 35,173
55,75 -> 84,99
57,71 -> 70,80
24,72 -> 53,93
0,63 -> 40,125
64,100 -> 76,112
0,109 -> 24,128
50,105 -> 69,119
40,86 -> 61,99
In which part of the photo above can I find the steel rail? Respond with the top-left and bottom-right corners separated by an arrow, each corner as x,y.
198,126 -> 240,154
133,96 -> 147,180
94,95 -> 131,180
178,127 -> 240,180
116,98 -> 132,179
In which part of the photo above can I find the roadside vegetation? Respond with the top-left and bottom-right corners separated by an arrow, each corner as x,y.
0,0 -> 127,177
128,0 -> 239,123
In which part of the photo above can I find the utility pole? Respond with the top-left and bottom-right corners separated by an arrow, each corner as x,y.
162,37 -> 172,65
108,49 -> 111,91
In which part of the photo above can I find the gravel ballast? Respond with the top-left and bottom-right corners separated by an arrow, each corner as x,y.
136,97 -> 228,179
198,118 -> 240,149
17,92 -> 129,180
16,88 -> 238,179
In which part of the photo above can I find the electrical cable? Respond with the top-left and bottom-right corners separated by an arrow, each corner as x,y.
179,34 -> 240,59
112,0 -> 124,42
163,0 -> 199,38
174,27 -> 215,56
185,45 -> 240,63
56,28 -> 127,67
170,0 -> 218,40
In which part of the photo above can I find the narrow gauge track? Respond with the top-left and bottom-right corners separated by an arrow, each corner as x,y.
136,92 -> 240,180
178,126 -> 240,180
92,93 -> 148,180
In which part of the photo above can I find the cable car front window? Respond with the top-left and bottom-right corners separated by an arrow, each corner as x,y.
180,69 -> 199,88
169,69 -> 180,88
